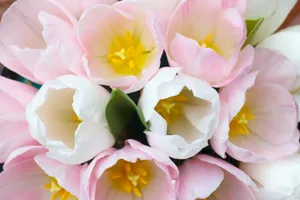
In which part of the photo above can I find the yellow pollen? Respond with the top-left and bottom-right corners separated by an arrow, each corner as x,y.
229,106 -> 255,138
155,92 -> 189,125
44,177 -> 77,200
108,159 -> 150,198
198,34 -> 221,55
107,31 -> 151,76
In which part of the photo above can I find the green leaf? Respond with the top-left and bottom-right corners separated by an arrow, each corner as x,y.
105,89 -> 150,141
243,17 -> 264,47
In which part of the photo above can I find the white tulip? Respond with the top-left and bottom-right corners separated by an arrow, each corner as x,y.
257,25 -> 300,121
246,0 -> 297,45
139,68 -> 220,159
26,75 -> 115,164
240,153 -> 300,200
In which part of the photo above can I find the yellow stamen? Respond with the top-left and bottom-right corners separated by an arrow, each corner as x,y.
155,91 -> 189,125
107,31 -> 152,76
198,34 -> 221,55
229,106 -> 255,138
70,115 -> 82,123
44,177 -> 77,200
108,159 -> 151,197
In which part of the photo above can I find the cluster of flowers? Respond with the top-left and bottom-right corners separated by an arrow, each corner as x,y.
0,0 -> 300,199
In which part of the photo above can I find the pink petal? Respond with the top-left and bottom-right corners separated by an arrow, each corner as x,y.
176,158 -> 224,200
4,145 -> 47,169
251,48 -> 297,90
215,8 -> 245,61
229,129 -> 300,162
211,101 -> 230,158
221,0 -> 246,14
0,76 -> 37,107
0,159 -> 50,199
220,71 -> 258,120
170,33 -> 230,84
198,155 -> 256,190
213,171 -> 255,200
35,154 -> 83,197
246,83 -> 297,144
214,45 -> 254,87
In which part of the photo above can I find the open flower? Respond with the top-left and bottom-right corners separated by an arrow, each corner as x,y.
138,68 -> 220,159
241,153 -> 300,200
176,154 -> 256,200
80,140 -> 178,200
26,75 -> 115,164
211,48 -> 299,163
0,145 -> 82,200
78,1 -> 163,93
166,0 -> 253,87
0,76 -> 38,162
0,0 -> 116,83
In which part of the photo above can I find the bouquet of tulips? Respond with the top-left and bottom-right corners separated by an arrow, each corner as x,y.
0,0 -> 300,199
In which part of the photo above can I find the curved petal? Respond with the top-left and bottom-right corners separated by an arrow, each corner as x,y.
176,158 -> 224,200
246,83 -> 297,144
251,48 -> 296,90
0,159 -> 50,199
169,33 -> 231,84
251,0 -> 298,45
4,145 -> 47,169
35,154 -> 83,197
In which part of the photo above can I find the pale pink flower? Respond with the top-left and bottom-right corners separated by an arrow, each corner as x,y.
166,0 -> 253,87
0,145 -> 83,200
80,140 -> 178,200
26,75 -> 115,165
78,1 -> 163,93
211,48 -> 299,163
176,154 -> 256,200
0,0 -> 116,83
0,76 -> 38,163
138,68 -> 220,159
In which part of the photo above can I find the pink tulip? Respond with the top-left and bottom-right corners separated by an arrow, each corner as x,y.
0,145 -> 83,200
0,76 -> 38,163
0,0 -> 116,83
81,140 -> 178,200
176,154 -> 256,200
78,1 -> 164,93
211,48 -> 299,163
166,0 -> 252,87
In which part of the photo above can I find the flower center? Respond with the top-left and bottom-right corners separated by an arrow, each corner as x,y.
108,159 -> 150,197
229,106 -> 255,138
44,177 -> 77,200
198,34 -> 221,55
107,31 -> 151,76
155,92 -> 189,125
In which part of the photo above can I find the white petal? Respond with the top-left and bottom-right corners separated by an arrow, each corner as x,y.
251,0 -> 297,45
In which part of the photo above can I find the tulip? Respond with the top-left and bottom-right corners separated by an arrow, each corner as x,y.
0,145 -> 82,200
245,0 -> 298,45
80,140 -> 178,200
240,153 -> 300,199
257,25 -> 300,121
0,0 -> 116,83
211,48 -> 299,163
0,76 -> 38,162
177,154 -> 257,200
26,75 -> 115,164
78,1 -> 163,93
139,67 -> 220,159
166,0 -> 255,87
